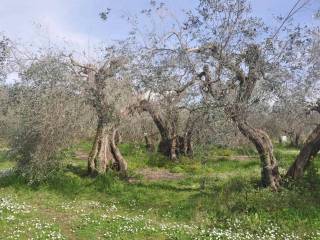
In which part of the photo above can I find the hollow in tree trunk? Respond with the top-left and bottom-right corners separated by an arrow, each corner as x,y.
286,125 -> 320,179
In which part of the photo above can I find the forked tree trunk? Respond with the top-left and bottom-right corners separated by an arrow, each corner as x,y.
236,120 -> 281,190
138,100 -> 188,160
286,125 -> 320,179
88,122 -> 127,177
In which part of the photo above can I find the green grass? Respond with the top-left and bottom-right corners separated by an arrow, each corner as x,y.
0,151 -> 14,169
0,142 -> 320,239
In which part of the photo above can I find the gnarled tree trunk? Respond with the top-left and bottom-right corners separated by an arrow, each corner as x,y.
88,122 -> 127,177
286,125 -> 320,179
69,57 -> 128,177
199,44 -> 280,189
110,129 -> 128,176
88,121 -> 113,175
235,119 -> 281,190
138,100 -> 187,160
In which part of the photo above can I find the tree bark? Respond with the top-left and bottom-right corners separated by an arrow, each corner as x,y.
158,138 -> 171,156
185,136 -> 193,157
286,125 -> 320,179
144,134 -> 155,152
138,100 -> 187,160
184,129 -> 194,157
170,135 -> 178,161
292,133 -> 301,148
199,45 -> 279,189
114,130 -> 122,145
110,129 -> 128,177
88,122 -> 127,177
88,122 -> 113,175
139,100 -> 170,140
235,119 -> 281,190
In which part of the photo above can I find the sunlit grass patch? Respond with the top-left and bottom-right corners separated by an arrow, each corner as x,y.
0,142 -> 319,239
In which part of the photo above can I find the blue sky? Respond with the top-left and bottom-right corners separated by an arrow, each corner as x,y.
0,0 -> 319,52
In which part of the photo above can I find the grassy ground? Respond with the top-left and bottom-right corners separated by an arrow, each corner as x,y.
0,141 -> 320,239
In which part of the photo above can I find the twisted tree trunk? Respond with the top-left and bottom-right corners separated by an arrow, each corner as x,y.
88,121 -> 127,177
198,44 -> 280,189
286,125 -> 320,179
235,119 -> 281,190
138,100 -> 186,160
110,129 -> 128,177
88,121 -> 112,175
69,57 -> 128,177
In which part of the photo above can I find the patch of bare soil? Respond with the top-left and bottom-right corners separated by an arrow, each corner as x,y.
231,155 -> 256,160
212,155 -> 256,161
74,150 -> 183,182
74,150 -> 88,161
130,168 -> 184,183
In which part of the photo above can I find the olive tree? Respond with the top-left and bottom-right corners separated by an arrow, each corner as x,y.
9,53 -> 92,182
181,0 -> 284,189
286,30 -> 320,179
128,2 -> 203,160
68,46 -> 131,176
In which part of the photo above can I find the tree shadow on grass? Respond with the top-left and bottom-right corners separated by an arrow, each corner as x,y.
65,164 -> 88,177
146,153 -> 173,168
131,180 -> 200,193
0,170 -> 91,199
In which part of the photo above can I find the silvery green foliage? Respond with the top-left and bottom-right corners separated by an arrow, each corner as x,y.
0,85 -> 13,136
0,35 -> 9,81
0,36 -> 11,137
9,54 -> 93,182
